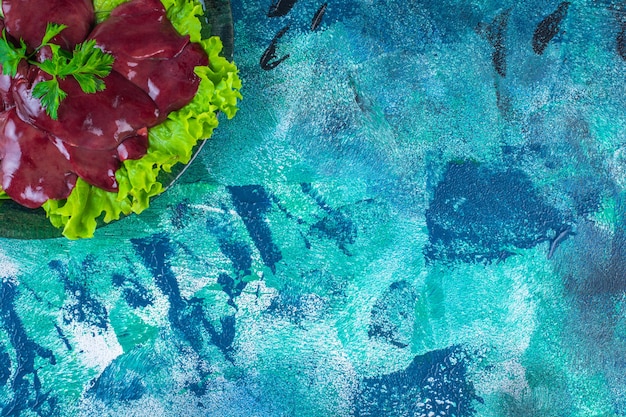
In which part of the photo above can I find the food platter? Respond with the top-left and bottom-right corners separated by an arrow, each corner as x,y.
0,0 -> 234,239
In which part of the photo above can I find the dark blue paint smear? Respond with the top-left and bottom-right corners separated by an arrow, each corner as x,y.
207,208 -> 254,274
218,273 -> 248,310
532,2 -> 570,55
111,273 -> 125,287
301,183 -> 357,255
90,363 -> 146,403
123,286 -> 153,309
211,217 -> 253,307
131,234 -> 204,352
0,282 -> 57,417
205,210 -> 255,309
0,346 -> 10,387
477,8 -> 511,77
425,162 -> 568,263
132,234 -> 237,395
266,286 -> 308,324
219,241 -> 253,278
170,200 -> 191,230
49,259 -> 109,331
355,346 -> 482,417
310,214 -> 357,255
368,281 -> 416,349
228,185 -> 282,272
111,273 -> 154,309
54,325 -> 72,352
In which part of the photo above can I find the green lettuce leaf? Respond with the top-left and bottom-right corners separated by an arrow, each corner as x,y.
160,0 -> 204,42
93,0 -> 128,22
41,0 -> 242,239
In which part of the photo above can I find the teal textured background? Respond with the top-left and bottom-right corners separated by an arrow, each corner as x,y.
1,0 -> 626,415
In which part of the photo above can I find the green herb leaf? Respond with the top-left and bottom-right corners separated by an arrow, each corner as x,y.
0,31 -> 27,76
32,78 -> 67,120
0,22 -> 114,118
37,46 -> 67,75
37,59 -> 57,75
60,39 -> 114,92
40,23 -> 68,46
68,40 -> 114,77
0,21 -> 114,118
72,72 -> 106,93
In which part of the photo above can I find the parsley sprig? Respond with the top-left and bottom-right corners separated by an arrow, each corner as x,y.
0,23 -> 114,119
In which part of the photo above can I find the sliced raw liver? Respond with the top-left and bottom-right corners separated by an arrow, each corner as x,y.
1,0 -> 94,50
88,0 -> 208,116
12,67 -> 159,150
89,0 -> 187,60
61,129 -> 150,192
116,129 -> 149,161
0,72 -> 13,112
0,109 -> 77,208
61,142 -> 120,192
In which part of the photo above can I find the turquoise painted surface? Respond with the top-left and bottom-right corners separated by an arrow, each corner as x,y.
1,0 -> 626,415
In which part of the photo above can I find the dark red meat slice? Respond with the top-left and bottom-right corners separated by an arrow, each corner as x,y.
114,42 -> 208,116
61,129 -> 150,192
62,142 -> 120,192
89,0 -> 187,59
0,72 -> 13,112
89,0 -> 208,116
2,0 -> 94,50
12,68 -> 160,150
0,109 -> 77,208
116,129 -> 149,161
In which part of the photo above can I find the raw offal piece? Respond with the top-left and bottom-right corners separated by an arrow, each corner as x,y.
1,0 -> 95,50
12,68 -> 159,150
0,109 -> 77,208
89,0 -> 208,116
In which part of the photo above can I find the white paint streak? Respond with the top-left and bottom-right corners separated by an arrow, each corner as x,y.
68,321 -> 123,372
0,251 -> 19,279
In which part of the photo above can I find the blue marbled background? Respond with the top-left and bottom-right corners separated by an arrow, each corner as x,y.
1,0 -> 625,415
